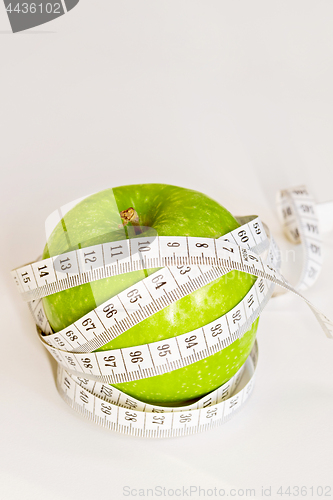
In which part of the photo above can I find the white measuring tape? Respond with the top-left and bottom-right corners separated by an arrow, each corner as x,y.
11,185 -> 333,437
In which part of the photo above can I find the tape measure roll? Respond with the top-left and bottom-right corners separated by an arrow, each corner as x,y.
276,186 -> 323,292
56,342 -> 258,438
11,185 -> 333,437
13,215 -> 269,303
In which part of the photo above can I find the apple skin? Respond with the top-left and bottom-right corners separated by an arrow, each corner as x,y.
42,184 -> 258,406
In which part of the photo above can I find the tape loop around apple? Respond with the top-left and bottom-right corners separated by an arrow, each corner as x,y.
29,218 -> 276,384
55,341 -> 258,438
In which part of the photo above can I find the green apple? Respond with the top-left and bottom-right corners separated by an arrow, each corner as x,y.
42,184 -> 258,406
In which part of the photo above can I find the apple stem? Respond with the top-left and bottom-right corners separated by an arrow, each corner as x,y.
120,207 -> 143,235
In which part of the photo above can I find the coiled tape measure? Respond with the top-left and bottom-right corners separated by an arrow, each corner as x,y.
11,186 -> 333,438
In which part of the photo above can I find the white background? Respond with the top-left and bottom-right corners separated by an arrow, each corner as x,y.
1,2 -> 333,499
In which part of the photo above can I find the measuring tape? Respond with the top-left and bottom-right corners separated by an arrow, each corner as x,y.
11,185 -> 333,437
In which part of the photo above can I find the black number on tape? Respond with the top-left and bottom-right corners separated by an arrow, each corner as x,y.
211,324 -> 222,337
125,411 -> 137,422
300,204 -> 314,214
310,244 -> 321,255
84,251 -> 97,263
103,304 -> 117,318
180,413 -> 192,423
203,398 -> 212,408
138,241 -> 151,252
125,398 -> 137,409
66,330 -> 78,342
238,230 -> 249,243
80,391 -> 89,404
110,245 -> 123,257
36,309 -> 44,326
100,385 -> 113,397
81,358 -> 93,369
185,335 -> 198,349
60,257 -> 71,271
101,403 -> 112,415
206,408 -> 218,418
130,351 -> 143,363
77,377 -> 89,385
177,265 -> 191,274
221,387 -> 230,400
308,267 -> 318,278
38,265 -> 49,278
229,398 -> 238,409
152,415 -> 165,424
247,295 -> 255,308
306,223 -> 318,234
64,377 -> 71,390
157,344 -> 171,356
282,207 -> 292,219
258,279 -> 265,293
103,356 -> 116,368
21,272 -> 30,283
82,318 -> 96,330
152,274 -> 167,289
65,356 -> 76,367
127,289 -> 142,303
232,310 -> 241,323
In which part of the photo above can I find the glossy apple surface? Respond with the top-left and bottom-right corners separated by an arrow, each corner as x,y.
42,184 -> 258,405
